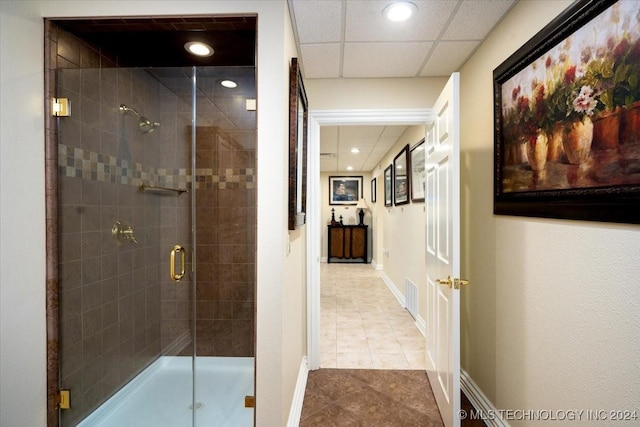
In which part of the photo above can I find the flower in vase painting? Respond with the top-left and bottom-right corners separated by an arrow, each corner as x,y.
572,85 -> 598,118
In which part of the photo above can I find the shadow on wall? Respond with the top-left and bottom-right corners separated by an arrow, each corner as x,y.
460,148 -> 499,400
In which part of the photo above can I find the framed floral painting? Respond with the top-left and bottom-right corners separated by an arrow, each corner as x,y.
494,0 -> 640,224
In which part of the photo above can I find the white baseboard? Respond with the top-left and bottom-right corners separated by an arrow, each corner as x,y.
415,314 -> 426,336
461,369 -> 510,427
380,272 -> 405,307
370,258 -> 383,270
380,273 -> 425,336
287,356 -> 309,427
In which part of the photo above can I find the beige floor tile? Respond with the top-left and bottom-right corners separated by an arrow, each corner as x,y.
404,351 -> 426,369
367,337 -> 404,353
371,353 -> 410,369
336,352 -> 373,369
337,338 -> 370,353
336,327 -> 367,341
320,351 -> 337,368
321,263 -> 426,370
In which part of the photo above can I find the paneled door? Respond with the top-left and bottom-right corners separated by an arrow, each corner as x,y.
424,73 -> 466,427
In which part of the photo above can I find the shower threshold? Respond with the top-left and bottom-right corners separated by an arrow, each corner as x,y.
78,356 -> 254,427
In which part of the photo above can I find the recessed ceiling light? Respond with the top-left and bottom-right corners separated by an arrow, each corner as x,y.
351,148 -> 360,153
383,1 -> 417,22
184,41 -> 214,57
221,80 -> 238,88
347,166 -> 354,171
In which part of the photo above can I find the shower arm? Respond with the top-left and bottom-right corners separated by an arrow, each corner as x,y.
119,104 -> 142,119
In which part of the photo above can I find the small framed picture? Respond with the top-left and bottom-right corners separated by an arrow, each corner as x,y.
384,165 -> 393,207
393,144 -> 410,206
410,139 -> 425,202
329,176 -> 362,205
371,177 -> 377,203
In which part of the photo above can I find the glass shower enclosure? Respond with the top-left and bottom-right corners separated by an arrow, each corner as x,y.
56,65 -> 256,426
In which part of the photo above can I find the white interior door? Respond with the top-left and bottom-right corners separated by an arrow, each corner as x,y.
424,73 -> 461,427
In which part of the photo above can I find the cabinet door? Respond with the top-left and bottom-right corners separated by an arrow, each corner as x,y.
350,227 -> 365,258
329,227 -> 345,258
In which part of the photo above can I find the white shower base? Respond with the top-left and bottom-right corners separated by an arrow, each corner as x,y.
79,356 -> 254,427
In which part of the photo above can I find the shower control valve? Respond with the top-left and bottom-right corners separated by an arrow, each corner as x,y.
112,220 -> 138,245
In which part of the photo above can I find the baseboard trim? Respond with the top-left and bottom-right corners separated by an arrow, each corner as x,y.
287,356 -> 309,427
461,369 -> 510,427
381,273 -> 425,336
380,272 -> 405,307
415,314 -> 426,336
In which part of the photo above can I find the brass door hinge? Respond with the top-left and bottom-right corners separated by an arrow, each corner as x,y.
245,395 -> 255,408
56,389 -> 70,409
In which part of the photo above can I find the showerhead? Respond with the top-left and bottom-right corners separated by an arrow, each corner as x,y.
138,117 -> 160,134
119,104 -> 160,134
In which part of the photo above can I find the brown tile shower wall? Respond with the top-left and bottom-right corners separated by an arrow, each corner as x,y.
47,23 -> 192,425
194,126 -> 256,357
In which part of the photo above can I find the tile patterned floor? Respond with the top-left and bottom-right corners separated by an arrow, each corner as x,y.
320,263 -> 425,370
300,369 -> 444,426
303,263 -> 488,426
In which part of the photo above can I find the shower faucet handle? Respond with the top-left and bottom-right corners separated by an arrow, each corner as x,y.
112,220 -> 138,245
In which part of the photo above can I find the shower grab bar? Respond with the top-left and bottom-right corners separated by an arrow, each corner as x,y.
170,245 -> 185,282
139,182 -> 187,195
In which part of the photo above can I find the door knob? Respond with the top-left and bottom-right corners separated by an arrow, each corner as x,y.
436,276 -> 470,289
436,276 -> 453,287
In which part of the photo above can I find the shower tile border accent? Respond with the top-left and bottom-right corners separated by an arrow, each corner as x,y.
58,144 -> 255,190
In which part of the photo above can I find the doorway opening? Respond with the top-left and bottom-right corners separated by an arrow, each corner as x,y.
306,109 -> 431,370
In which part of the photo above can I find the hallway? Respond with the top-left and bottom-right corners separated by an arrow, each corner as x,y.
319,263 -> 425,369
300,263 -> 486,426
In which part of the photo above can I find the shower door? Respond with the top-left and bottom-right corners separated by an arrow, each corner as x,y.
56,65 -> 256,427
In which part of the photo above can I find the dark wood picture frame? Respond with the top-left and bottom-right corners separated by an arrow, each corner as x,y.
384,165 -> 393,207
329,176 -> 362,205
288,57 -> 308,230
494,0 -> 640,224
393,144 -> 410,206
371,177 -> 377,203
410,139 -> 426,202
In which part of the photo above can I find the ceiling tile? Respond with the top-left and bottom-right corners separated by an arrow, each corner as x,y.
291,0 -> 343,43
300,43 -> 342,78
343,42 -> 433,77
419,41 -> 478,77
441,0 -> 516,40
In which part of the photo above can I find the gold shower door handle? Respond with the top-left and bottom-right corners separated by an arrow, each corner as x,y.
170,245 -> 185,282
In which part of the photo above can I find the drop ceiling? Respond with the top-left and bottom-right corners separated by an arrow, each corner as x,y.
288,0 -> 516,171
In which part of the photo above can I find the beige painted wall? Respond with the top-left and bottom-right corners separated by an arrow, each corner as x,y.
282,3 -> 307,421
460,0 -> 640,424
0,1 -> 303,426
372,126 -> 427,318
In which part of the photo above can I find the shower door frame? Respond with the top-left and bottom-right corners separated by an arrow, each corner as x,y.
45,17 -> 258,426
